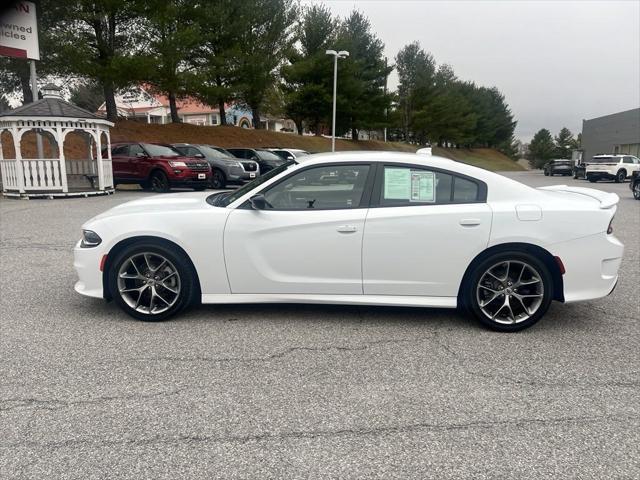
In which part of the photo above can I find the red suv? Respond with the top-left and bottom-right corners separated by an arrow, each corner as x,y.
109,142 -> 211,192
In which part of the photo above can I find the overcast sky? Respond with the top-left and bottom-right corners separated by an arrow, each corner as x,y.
305,0 -> 640,142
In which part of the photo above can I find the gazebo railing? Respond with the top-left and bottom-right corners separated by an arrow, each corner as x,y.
1,159 -> 65,191
1,158 -> 114,192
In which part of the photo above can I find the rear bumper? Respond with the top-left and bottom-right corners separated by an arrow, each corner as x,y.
549,233 -> 624,303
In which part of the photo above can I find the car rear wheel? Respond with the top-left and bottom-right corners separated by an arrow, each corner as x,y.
615,170 -> 626,183
108,242 -> 196,321
463,252 -> 553,332
210,169 -> 226,189
150,171 -> 170,193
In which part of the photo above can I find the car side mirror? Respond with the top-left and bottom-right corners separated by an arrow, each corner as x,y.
251,156 -> 259,161
287,156 -> 294,160
250,194 -> 268,210
136,152 -> 147,158
194,153 -> 205,158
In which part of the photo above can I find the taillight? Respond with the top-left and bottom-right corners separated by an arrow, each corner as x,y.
607,218 -> 614,235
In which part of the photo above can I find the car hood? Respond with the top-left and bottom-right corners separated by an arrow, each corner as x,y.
90,192 -> 215,222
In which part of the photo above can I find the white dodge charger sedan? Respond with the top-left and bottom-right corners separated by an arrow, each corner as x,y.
74,152 -> 624,331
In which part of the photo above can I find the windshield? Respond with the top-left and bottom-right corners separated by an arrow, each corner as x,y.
256,149 -> 285,162
589,156 -> 617,163
208,161 -> 295,207
143,144 -> 181,157
200,145 -> 235,159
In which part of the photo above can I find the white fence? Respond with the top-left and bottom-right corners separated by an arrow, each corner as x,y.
0,158 -> 113,192
1,159 -> 64,191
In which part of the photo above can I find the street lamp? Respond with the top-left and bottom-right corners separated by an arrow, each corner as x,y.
326,49 -> 349,152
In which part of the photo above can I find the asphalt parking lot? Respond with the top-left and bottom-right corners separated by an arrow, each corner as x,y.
1,171 -> 638,479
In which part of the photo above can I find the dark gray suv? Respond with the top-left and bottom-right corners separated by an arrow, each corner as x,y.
172,144 -> 259,189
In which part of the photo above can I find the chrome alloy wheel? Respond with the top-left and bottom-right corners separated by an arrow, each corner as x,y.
476,260 -> 544,324
117,252 -> 181,315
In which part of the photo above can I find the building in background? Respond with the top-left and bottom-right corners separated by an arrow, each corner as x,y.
581,108 -> 640,162
96,85 -> 296,132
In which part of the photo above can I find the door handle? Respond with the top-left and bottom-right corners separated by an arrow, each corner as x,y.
459,218 -> 481,227
336,225 -> 357,233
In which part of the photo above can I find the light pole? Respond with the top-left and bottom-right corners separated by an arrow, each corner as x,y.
326,49 -> 349,152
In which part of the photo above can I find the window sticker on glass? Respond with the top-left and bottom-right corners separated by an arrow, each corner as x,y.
384,168 -> 411,199
411,170 -> 435,202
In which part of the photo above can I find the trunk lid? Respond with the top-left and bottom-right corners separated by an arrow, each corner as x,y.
537,185 -> 619,209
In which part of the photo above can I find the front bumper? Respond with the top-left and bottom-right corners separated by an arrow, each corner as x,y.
550,233 -> 624,303
74,240 -> 107,298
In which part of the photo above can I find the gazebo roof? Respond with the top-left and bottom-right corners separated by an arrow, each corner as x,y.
0,97 -> 106,121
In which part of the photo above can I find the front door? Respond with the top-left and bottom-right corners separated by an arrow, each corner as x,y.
362,164 -> 492,297
224,163 -> 373,294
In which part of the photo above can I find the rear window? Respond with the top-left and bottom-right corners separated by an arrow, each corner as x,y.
590,156 -> 617,163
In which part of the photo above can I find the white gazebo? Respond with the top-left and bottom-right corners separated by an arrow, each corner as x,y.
0,84 -> 115,198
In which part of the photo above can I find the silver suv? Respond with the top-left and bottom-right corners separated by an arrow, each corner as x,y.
172,144 -> 259,189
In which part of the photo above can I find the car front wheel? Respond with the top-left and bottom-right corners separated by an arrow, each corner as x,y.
150,171 -> 170,193
210,169 -> 226,189
615,170 -> 626,183
108,242 -> 197,321
633,181 -> 640,200
463,252 -> 553,332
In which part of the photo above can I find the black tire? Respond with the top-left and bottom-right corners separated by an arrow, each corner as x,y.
544,170 -> 549,176
462,251 -> 553,332
588,176 -> 597,183
108,241 -> 198,321
210,169 -> 226,189
150,170 -> 170,193
633,181 -> 640,200
615,169 -> 626,183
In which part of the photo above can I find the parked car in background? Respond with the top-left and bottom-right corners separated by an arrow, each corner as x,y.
267,148 -> 310,161
543,159 -> 573,176
172,143 -> 259,189
585,154 -> 640,183
110,142 -> 211,193
75,152 -> 623,332
630,171 -> 640,200
226,148 -> 289,174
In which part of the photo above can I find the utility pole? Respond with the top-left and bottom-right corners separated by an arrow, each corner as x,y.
384,56 -> 388,143
325,49 -> 349,152
29,60 -> 43,159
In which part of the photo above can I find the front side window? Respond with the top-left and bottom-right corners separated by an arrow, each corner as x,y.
263,164 -> 371,210
112,145 -> 129,156
142,144 -> 180,157
380,165 -> 481,206
129,144 -> 145,156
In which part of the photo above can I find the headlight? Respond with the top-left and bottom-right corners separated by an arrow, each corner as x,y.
81,229 -> 102,248
223,159 -> 242,167
169,161 -> 187,167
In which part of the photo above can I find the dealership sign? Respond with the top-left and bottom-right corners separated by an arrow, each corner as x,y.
0,1 -> 39,60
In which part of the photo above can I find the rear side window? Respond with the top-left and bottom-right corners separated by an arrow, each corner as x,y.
380,165 -> 483,206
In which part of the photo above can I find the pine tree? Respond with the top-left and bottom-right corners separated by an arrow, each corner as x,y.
555,127 -> 575,159
528,129 -> 556,168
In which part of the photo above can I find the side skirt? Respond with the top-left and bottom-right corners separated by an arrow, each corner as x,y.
201,293 -> 457,308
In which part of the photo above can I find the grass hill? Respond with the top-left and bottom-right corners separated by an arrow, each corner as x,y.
3,120 -> 523,171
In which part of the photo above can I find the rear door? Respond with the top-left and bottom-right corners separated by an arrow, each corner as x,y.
362,164 -> 492,297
